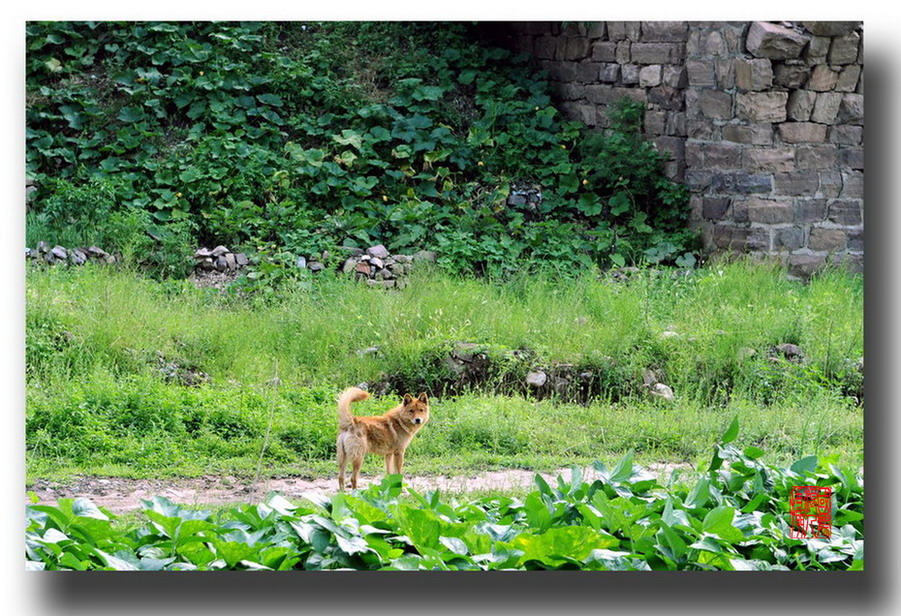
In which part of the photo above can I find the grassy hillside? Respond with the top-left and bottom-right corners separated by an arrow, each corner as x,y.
26,260 -> 863,480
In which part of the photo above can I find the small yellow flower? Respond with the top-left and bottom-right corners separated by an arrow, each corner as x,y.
382,195 -> 388,202
477,161 -> 484,166
534,106 -> 540,111
199,71 -> 205,76
561,145 -> 567,150
581,179 -> 588,186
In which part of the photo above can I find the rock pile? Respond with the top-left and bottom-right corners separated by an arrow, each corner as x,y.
26,242 -> 118,265
193,246 -> 251,273
340,244 -> 436,289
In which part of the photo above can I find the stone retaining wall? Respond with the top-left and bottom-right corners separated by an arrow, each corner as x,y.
487,21 -> 864,274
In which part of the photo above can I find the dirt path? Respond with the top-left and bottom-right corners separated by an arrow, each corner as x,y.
26,463 -> 694,514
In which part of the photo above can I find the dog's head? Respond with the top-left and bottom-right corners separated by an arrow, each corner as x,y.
401,392 -> 430,426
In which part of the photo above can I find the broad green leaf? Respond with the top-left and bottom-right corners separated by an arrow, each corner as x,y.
511,526 -> 619,567
721,416 -> 740,444
790,455 -> 819,477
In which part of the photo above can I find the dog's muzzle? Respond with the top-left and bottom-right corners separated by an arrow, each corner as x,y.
413,418 -> 423,424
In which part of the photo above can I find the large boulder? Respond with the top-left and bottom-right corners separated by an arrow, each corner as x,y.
746,22 -> 809,59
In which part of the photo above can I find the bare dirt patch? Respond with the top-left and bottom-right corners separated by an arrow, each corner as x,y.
26,463 -> 695,514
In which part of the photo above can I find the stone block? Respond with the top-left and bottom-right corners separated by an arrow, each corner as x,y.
715,58 -> 736,89
810,92 -> 843,124
746,198 -> 794,224
666,111 -> 687,136
746,22 -> 809,59
711,171 -> 773,194
835,65 -> 861,92
795,145 -> 838,170
787,90 -> 817,121
774,226 -> 805,251
774,170 -> 819,196
773,63 -> 811,89
806,36 -> 832,61
802,22 -> 861,37
647,85 -> 682,110
847,230 -> 864,253
653,136 -> 685,161
807,65 -> 839,91
699,90 -> 733,119
808,227 -> 848,252
736,92 -> 788,122
599,63 -> 620,83
591,41 -> 617,62
841,171 -> 864,198
702,197 -> 731,220
565,37 -> 592,60
828,32 -> 861,65
702,142 -> 742,168
687,120 -> 715,140
788,254 -> 826,279
662,65 -> 688,88
616,41 -> 631,64
778,122 -> 827,143
722,123 -> 773,145
639,64 -> 662,87
829,125 -> 863,145
641,21 -> 689,42
818,172 -> 844,198
712,225 -> 770,251
645,110 -> 667,135
621,64 -> 640,85
575,62 -> 601,83
734,58 -> 774,91
744,147 -> 796,173
607,21 -> 640,41
587,22 -> 606,39
837,94 -> 864,125
686,60 -> 716,87
630,42 -> 684,64
841,147 -> 864,170
795,199 -> 828,223
828,200 -> 862,225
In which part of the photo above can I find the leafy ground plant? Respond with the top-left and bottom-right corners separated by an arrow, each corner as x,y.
25,420 -> 863,571
26,21 -> 696,276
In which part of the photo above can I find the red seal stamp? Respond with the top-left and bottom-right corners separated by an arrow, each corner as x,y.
789,486 -> 832,539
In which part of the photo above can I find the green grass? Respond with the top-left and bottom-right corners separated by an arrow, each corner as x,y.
25,258 -> 863,483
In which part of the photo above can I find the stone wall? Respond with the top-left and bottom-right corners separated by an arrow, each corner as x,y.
486,21 -> 864,274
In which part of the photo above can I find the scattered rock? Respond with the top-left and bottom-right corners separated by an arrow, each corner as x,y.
369,257 -> 385,270
235,253 -> 249,267
650,382 -> 675,401
773,343 -> 804,362
308,261 -> 325,273
356,346 -> 381,357
366,244 -> 390,260
211,245 -> 229,257
296,256 -> 307,269
526,370 -> 548,388
50,245 -> 68,260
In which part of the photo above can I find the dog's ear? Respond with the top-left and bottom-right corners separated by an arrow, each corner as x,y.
417,392 -> 429,403
403,393 -> 414,405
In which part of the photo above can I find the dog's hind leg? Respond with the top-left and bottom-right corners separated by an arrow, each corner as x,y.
385,454 -> 396,475
351,455 -> 363,490
337,438 -> 347,491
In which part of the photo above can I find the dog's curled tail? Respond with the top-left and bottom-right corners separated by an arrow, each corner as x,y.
337,387 -> 370,430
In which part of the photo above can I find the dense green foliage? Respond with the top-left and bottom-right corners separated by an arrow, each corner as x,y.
26,21 -> 695,278
25,421 -> 864,571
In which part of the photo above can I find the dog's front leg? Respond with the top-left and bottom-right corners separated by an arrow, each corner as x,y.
384,454 -> 395,475
394,450 -> 405,475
